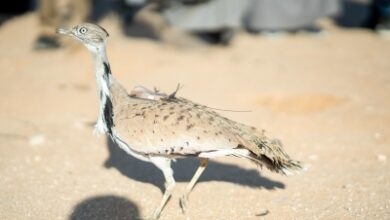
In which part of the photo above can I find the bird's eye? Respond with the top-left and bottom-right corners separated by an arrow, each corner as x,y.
79,27 -> 87,34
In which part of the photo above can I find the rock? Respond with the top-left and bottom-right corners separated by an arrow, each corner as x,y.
256,209 -> 269,216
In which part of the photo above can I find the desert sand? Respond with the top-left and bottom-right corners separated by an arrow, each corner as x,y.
0,13 -> 389,220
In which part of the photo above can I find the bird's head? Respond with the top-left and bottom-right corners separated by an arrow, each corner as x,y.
56,23 -> 109,51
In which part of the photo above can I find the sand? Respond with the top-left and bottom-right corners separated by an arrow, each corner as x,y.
0,13 -> 389,220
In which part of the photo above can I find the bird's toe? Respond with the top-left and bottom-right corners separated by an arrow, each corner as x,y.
179,195 -> 189,214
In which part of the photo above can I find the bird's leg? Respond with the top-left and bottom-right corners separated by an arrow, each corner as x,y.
180,158 -> 208,213
149,157 -> 175,220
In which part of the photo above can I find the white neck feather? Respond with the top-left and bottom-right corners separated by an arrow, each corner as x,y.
90,45 -> 112,135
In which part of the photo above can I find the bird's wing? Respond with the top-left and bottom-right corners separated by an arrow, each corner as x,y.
112,96 -> 260,156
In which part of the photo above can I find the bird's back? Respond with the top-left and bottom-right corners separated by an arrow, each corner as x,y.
109,83 -> 301,173
112,95 -> 247,155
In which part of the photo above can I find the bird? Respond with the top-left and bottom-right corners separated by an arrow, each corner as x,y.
57,23 -> 302,219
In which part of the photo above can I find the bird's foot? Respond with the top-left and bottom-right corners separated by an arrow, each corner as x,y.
137,212 -> 159,220
152,210 -> 161,220
179,195 -> 189,214
137,208 -> 161,220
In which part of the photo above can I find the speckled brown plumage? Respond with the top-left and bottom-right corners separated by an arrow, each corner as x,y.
57,23 -> 302,220
110,83 -> 301,173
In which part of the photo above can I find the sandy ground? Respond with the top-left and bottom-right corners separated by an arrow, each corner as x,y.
0,13 -> 389,220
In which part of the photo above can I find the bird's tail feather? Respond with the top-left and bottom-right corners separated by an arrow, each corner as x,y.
249,138 -> 303,175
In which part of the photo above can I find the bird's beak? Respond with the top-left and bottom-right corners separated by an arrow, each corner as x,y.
56,27 -> 72,36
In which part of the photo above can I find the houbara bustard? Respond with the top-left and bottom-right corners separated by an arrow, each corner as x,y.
57,23 -> 302,219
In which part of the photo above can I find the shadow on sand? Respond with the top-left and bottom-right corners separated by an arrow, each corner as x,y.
104,138 -> 285,193
69,195 -> 140,220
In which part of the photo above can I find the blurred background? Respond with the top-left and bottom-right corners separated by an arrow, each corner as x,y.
0,0 -> 389,219
1,0 -> 390,47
